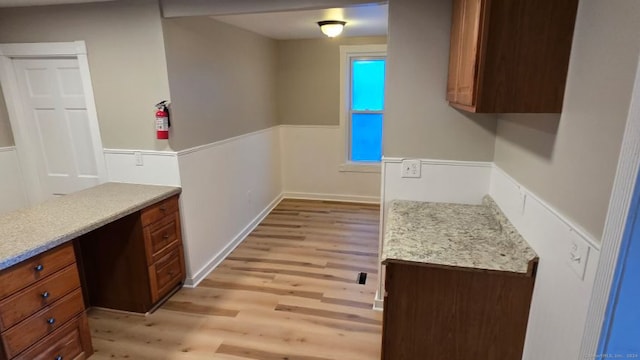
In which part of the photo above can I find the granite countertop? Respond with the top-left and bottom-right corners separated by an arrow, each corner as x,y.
0,183 -> 181,271
382,196 -> 537,275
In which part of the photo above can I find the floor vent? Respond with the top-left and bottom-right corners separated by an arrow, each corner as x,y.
357,272 -> 367,285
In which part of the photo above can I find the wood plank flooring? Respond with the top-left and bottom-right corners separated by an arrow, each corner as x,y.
87,199 -> 382,359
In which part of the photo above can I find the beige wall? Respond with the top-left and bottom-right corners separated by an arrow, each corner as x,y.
277,36 -> 386,126
494,0 -> 640,240
384,0 -> 496,160
162,17 -> 278,150
0,0 -> 171,151
0,86 -> 13,147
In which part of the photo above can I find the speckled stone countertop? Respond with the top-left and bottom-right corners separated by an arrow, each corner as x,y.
0,183 -> 181,271
382,196 -> 537,274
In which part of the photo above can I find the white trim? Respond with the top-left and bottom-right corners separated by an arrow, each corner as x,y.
382,156 -> 494,168
579,54 -> 640,356
375,158 -> 388,309
0,41 -> 107,205
282,192 -> 380,204
103,148 -> 178,157
339,44 -> 387,165
278,124 -> 340,130
177,126 -> 277,156
0,41 -> 86,57
493,165 -> 601,251
0,146 -> 16,153
338,162 -> 381,173
183,193 -> 284,287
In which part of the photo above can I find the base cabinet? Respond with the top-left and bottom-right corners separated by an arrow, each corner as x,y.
78,195 -> 186,313
0,244 -> 93,360
0,193 -> 185,359
381,262 -> 536,360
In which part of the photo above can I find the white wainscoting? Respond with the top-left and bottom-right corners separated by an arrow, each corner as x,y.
103,149 -> 181,186
375,157 -> 494,308
280,125 -> 381,203
0,146 -> 27,214
490,166 -> 601,360
177,126 -> 283,286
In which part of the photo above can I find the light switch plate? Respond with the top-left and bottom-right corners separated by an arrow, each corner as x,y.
567,231 -> 590,280
401,159 -> 421,178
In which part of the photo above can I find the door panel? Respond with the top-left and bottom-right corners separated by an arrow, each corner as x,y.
13,58 -> 100,199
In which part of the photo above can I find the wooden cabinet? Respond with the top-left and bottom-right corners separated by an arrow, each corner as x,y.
78,194 -> 186,313
446,0 -> 579,113
0,244 -> 93,360
381,261 -> 536,360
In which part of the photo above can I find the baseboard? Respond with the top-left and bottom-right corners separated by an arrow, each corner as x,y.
373,291 -> 384,311
282,191 -> 380,204
183,192 -> 284,287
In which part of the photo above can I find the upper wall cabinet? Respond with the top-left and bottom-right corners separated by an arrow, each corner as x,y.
446,0 -> 579,113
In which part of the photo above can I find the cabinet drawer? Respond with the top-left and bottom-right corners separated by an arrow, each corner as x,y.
0,264 -> 81,331
2,288 -> 85,358
149,246 -> 184,303
141,196 -> 179,226
144,212 -> 181,264
0,243 -> 76,300
15,313 -> 92,360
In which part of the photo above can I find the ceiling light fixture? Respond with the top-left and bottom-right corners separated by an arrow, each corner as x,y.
317,20 -> 347,38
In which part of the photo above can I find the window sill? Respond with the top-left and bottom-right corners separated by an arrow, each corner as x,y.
339,162 -> 381,173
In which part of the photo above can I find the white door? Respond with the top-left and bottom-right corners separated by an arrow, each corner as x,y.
12,57 -> 102,200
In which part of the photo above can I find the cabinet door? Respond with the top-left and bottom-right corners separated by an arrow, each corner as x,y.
456,0 -> 482,106
446,0 -> 464,102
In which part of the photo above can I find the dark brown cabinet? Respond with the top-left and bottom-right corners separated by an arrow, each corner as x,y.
381,260 -> 537,360
446,0 -> 579,113
78,195 -> 186,313
0,244 -> 93,360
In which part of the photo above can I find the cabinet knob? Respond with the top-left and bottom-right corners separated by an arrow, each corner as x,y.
47,317 -> 56,325
159,206 -> 167,212
55,355 -> 63,360
163,233 -> 169,239
41,291 -> 50,299
34,264 -> 44,272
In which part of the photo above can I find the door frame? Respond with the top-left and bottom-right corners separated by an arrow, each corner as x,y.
0,41 -> 107,204
579,54 -> 640,355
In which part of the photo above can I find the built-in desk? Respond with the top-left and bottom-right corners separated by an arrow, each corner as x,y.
0,183 -> 186,360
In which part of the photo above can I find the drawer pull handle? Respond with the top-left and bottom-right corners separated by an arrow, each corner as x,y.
55,355 -> 63,360
34,264 -> 44,272
41,291 -> 50,299
163,233 -> 170,239
47,317 -> 56,325
159,206 -> 167,212
168,270 -> 174,276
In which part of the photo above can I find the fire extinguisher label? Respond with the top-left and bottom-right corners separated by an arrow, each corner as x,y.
156,117 -> 169,131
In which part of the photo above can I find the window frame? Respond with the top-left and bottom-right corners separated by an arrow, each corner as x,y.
338,44 -> 387,173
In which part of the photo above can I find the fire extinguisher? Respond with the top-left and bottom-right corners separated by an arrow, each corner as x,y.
155,100 -> 170,140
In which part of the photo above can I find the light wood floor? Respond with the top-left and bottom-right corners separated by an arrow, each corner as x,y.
87,199 -> 383,360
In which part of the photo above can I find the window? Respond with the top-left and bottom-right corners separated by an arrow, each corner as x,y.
340,45 -> 387,172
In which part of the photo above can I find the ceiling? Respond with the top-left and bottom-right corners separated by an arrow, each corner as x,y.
211,4 -> 388,40
0,0 -> 111,6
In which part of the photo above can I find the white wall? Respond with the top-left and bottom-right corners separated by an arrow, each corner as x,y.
177,126 -> 282,285
280,125 -> 380,202
379,160 -> 602,359
0,146 -> 26,213
104,149 -> 181,187
490,166 -> 600,360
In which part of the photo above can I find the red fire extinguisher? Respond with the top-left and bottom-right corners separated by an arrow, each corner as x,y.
155,100 -> 170,140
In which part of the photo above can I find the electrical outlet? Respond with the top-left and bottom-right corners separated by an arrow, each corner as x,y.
134,151 -> 143,166
567,231 -> 590,280
401,159 -> 421,178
